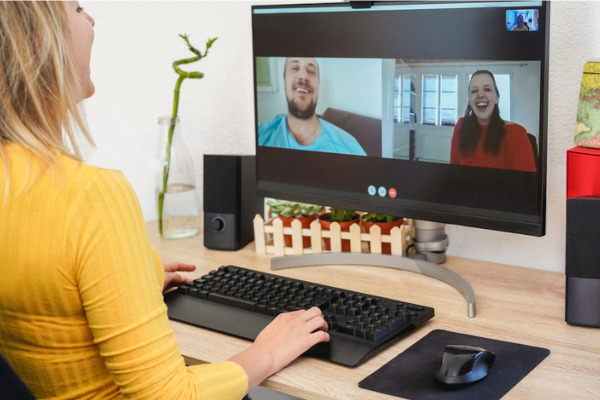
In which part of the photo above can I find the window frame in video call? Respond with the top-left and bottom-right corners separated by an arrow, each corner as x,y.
252,1 -> 549,236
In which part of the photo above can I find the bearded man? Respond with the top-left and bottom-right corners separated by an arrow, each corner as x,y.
258,57 -> 366,156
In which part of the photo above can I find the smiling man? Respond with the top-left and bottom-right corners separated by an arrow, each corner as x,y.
258,57 -> 366,156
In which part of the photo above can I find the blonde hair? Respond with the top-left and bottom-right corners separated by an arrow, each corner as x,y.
0,1 -> 94,190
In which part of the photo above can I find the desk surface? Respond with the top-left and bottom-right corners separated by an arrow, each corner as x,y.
148,221 -> 600,400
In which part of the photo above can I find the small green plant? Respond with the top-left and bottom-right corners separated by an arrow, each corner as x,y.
267,200 -> 323,218
328,208 -> 358,222
362,213 -> 402,223
157,34 -> 217,235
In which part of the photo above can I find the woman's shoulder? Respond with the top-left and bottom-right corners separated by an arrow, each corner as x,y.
503,120 -> 526,129
503,121 -> 528,135
452,117 -> 464,132
59,153 -> 125,183
502,122 -> 534,151
56,154 -> 134,204
3,143 -> 122,188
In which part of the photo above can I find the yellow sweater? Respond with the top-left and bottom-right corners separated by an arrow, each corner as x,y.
0,144 -> 247,399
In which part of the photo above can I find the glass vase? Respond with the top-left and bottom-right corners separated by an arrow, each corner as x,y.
155,116 -> 200,239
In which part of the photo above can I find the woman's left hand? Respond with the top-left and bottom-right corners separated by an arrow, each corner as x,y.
163,262 -> 196,294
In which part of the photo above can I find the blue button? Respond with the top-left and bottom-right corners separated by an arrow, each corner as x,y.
368,185 -> 377,196
378,186 -> 387,197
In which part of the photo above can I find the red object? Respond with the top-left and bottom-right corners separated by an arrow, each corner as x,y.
450,118 -> 536,172
279,215 -> 316,248
567,146 -> 600,199
318,213 -> 359,252
362,218 -> 404,254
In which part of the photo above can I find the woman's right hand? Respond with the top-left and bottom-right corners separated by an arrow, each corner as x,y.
228,306 -> 329,393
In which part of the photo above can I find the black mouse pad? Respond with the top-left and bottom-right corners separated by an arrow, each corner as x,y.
358,329 -> 550,400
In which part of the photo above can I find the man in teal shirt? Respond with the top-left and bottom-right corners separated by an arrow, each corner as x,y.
258,57 -> 367,156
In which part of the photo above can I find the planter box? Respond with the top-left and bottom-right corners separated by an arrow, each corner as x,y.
362,218 -> 405,254
253,213 -> 413,257
318,213 -> 360,252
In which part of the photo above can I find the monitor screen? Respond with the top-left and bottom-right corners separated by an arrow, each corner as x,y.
252,1 -> 549,236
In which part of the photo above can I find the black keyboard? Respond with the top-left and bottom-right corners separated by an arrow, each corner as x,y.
164,265 -> 434,367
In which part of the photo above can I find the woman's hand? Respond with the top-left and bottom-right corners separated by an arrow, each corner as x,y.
228,306 -> 330,393
163,262 -> 196,294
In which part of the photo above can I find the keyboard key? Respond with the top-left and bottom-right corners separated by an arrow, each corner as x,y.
367,326 -> 390,341
207,292 -> 256,311
337,323 -> 356,335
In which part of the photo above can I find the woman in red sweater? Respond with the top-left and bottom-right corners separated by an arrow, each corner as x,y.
450,70 -> 536,172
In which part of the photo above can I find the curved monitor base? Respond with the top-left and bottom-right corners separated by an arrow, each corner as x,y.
270,252 -> 476,318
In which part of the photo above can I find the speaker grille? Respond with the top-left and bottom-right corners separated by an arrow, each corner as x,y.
203,155 -> 242,214
566,196 -> 600,279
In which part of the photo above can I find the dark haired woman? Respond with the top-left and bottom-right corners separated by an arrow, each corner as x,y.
450,70 -> 536,172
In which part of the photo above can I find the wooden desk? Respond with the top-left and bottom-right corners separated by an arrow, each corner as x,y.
148,221 -> 600,399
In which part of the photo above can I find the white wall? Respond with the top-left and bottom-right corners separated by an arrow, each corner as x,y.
84,1 -> 599,273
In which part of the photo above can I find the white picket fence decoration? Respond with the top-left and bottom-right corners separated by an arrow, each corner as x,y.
253,214 -> 414,257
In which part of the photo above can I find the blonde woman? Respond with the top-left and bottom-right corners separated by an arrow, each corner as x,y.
0,2 -> 329,399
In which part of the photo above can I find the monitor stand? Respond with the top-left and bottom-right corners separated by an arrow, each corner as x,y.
270,221 -> 476,318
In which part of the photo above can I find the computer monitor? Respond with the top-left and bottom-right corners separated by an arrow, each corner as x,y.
252,1 -> 549,238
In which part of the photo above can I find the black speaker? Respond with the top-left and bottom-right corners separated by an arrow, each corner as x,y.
565,196 -> 600,327
203,155 -> 263,250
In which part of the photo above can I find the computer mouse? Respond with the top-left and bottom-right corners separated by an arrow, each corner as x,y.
435,344 -> 495,385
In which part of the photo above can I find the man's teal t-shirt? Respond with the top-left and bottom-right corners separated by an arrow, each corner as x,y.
258,114 -> 367,156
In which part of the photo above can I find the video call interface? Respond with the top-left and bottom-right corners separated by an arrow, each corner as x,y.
252,1 -> 548,235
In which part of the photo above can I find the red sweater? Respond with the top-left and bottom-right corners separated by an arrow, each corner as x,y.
450,118 -> 536,172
